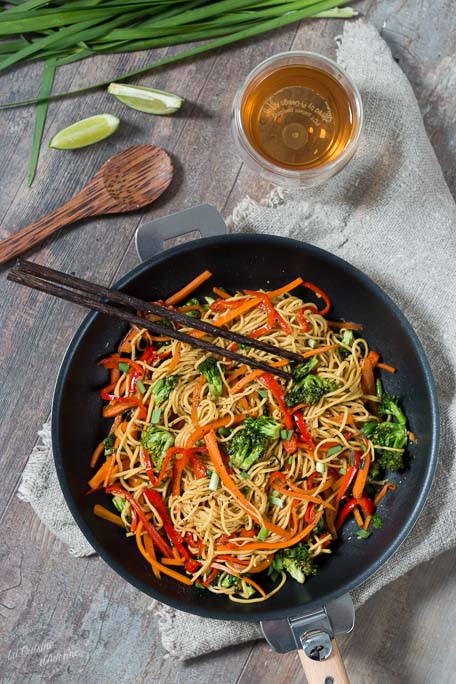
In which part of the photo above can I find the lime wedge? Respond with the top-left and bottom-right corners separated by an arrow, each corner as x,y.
108,82 -> 184,115
49,114 -> 120,150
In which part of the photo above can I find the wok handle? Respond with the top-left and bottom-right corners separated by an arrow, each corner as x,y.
298,638 -> 350,684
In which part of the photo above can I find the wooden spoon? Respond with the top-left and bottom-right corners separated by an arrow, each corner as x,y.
0,144 -> 173,264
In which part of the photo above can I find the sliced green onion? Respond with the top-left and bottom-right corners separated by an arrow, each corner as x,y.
118,362 -> 130,373
327,445 -> 344,457
339,467 -> 347,475
240,471 -> 249,479
209,471 -> 219,491
136,379 -> 146,395
307,339 -> 318,349
258,389 -> 269,399
376,378 -> 384,398
257,526 -> 268,541
204,296 -> 215,305
356,529 -> 371,539
281,429 -> 293,441
315,461 -> 325,474
268,495 -> 284,507
151,408 -> 161,424
218,426 -> 230,437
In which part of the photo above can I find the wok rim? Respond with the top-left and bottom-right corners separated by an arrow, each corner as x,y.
52,234 -> 439,621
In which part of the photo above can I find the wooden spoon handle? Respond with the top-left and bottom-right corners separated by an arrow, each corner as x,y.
298,640 -> 350,684
0,189 -> 102,264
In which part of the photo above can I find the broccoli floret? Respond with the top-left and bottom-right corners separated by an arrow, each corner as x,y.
275,543 -> 318,584
339,330 -> 355,360
377,450 -> 404,472
361,421 -> 378,438
313,517 -> 327,535
371,422 -> 408,450
220,574 -> 240,589
371,514 -> 383,529
152,375 -> 178,406
285,375 -> 336,407
140,425 -> 175,470
252,415 -> 282,440
103,432 -> 116,456
292,357 -> 319,382
367,459 -> 383,483
197,356 -> 224,397
378,394 -> 407,425
229,426 -> 266,470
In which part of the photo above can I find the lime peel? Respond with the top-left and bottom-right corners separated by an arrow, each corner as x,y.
49,113 -> 120,150
108,82 -> 184,115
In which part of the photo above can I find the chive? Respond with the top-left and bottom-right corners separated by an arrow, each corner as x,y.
118,362 -> 130,373
27,58 -> 56,186
315,461 -> 325,474
240,471 -> 249,479
327,445 -> 344,457
281,429 -> 293,441
209,471 -> 219,491
136,379 -> 146,395
268,495 -> 283,507
258,389 -> 269,399
339,467 -> 347,475
151,408 -> 161,424
257,526 -> 268,541
376,378 -> 384,398
356,529 -> 371,539
307,339 -> 318,349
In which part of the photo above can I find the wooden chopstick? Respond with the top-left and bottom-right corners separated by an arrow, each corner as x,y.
8,267 -> 294,380
15,259 -> 304,364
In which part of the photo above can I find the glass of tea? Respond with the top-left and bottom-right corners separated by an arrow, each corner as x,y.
231,51 -> 363,187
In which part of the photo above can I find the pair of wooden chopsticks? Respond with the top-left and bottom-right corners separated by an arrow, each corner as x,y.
8,260 -> 305,380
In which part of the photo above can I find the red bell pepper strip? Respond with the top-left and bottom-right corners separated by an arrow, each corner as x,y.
336,495 -> 374,529
268,471 -> 288,488
99,355 -> 144,376
128,369 -> 141,394
143,446 -> 205,487
293,412 -> 316,450
200,567 -> 219,587
283,433 -> 298,454
258,373 -> 293,430
297,307 -> 310,332
143,489 -> 198,571
301,281 -> 331,317
189,454 -> 207,479
100,382 -> 118,401
245,290 -> 292,335
335,450 -> 362,505
106,484 -> 172,557
304,502 -> 315,524
140,345 -> 156,364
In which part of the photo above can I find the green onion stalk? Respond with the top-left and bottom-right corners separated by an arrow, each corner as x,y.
0,0 -> 358,183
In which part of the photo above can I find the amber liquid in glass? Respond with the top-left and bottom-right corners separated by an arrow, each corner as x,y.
240,64 -> 357,170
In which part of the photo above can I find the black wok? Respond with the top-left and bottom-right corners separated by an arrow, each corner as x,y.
52,234 -> 439,628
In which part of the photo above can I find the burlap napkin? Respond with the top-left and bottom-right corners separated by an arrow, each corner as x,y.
18,20 -> 456,660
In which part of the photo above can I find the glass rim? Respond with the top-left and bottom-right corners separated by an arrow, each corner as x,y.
231,50 -> 364,183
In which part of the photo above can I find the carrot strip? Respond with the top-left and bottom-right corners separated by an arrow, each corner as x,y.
88,457 -> 118,490
136,527 -> 192,584
167,341 -> 182,374
90,440 -> 105,469
231,370 -> 263,395
273,483 -> 334,509
186,414 -> 247,448
204,431 -> 287,536
302,344 -> 339,358
240,576 -> 267,598
210,297 -> 260,328
363,515 -> 372,532
93,504 -> 124,528
103,399 -> 141,419
161,557 -> 186,566
331,413 -> 355,426
377,362 -> 397,374
367,351 -> 380,368
267,277 -> 303,298
165,270 -> 212,306
143,527 -> 160,578
110,367 -> 121,384
103,454 -> 117,488
191,375 -> 206,424
353,508 -> 364,528
172,454 -> 188,496
352,451 -> 371,499
327,320 -> 363,331
374,482 -> 397,507
226,365 -> 248,385
217,511 -> 323,553
213,286 -> 230,299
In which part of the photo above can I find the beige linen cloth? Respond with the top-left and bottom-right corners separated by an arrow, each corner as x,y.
18,21 -> 456,660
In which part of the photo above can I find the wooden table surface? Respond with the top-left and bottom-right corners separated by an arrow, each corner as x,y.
1,2 -> 455,682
